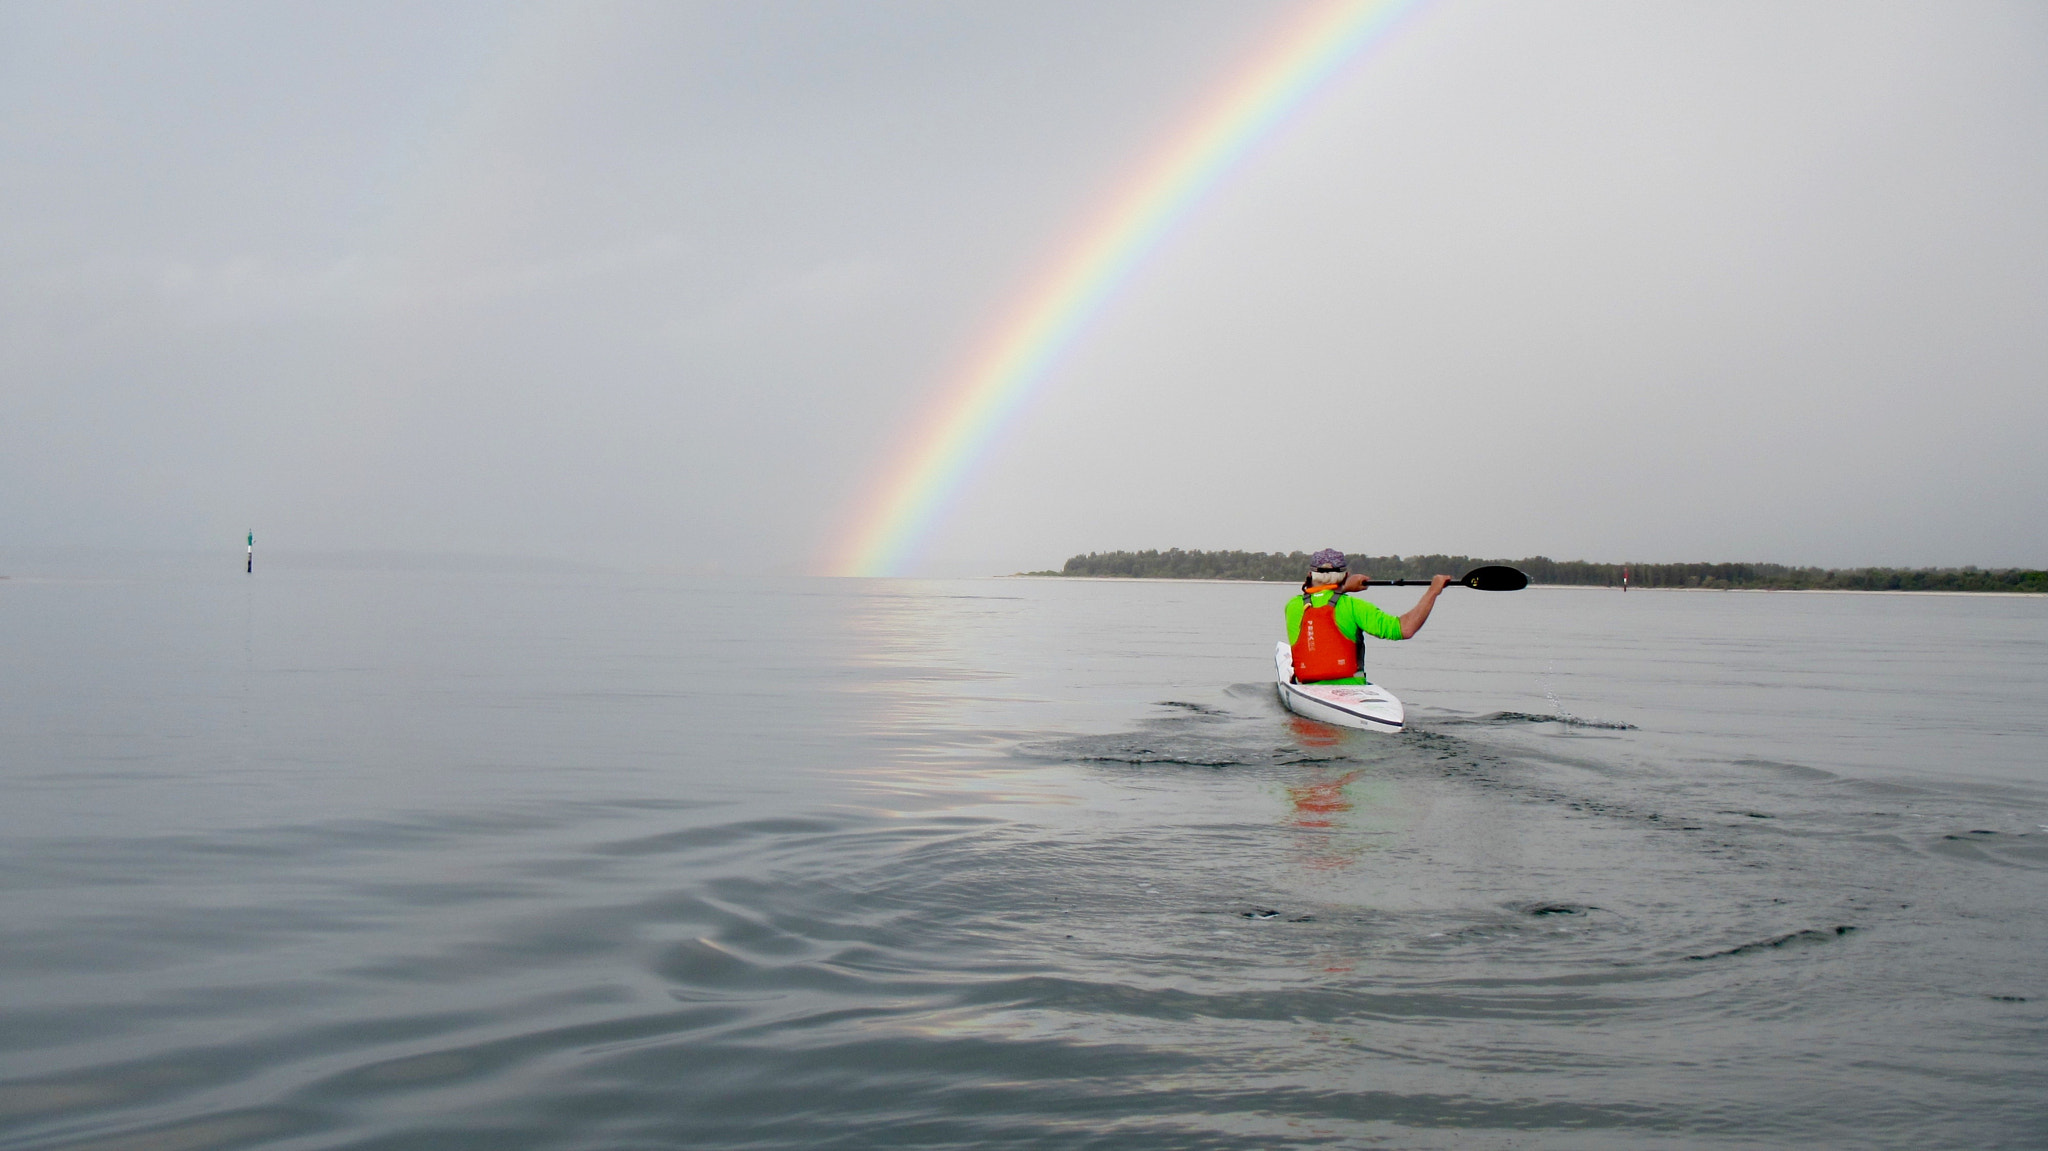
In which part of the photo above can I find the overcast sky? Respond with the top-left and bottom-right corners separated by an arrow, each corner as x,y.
4,0 -> 2044,574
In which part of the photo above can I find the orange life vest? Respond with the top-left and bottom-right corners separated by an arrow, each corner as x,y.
1291,589 -> 1361,682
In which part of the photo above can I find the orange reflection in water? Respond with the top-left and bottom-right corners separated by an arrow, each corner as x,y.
1286,766 -> 1367,873
1287,770 -> 1362,829
1286,716 -> 1342,748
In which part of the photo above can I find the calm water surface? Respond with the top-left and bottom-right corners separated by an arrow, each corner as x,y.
3,561 -> 2045,1149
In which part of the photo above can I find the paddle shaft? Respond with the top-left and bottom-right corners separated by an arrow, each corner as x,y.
1359,566 -> 1529,591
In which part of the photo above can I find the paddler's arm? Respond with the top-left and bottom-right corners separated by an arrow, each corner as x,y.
1396,575 -> 1453,639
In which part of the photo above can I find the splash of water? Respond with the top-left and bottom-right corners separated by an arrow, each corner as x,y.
1542,659 -> 1577,729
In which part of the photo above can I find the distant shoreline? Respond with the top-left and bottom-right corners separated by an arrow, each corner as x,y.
1001,574 -> 2043,597
1038,549 -> 2047,594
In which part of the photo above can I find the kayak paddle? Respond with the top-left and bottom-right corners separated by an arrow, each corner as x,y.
1369,565 -> 1529,591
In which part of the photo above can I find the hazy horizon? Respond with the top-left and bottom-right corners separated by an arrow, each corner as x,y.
6,1 -> 2045,575
16,536 -> 2048,573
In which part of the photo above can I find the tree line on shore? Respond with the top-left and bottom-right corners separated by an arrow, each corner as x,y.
1041,549 -> 2048,593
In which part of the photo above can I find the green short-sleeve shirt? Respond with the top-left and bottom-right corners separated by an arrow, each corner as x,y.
1283,589 -> 1405,685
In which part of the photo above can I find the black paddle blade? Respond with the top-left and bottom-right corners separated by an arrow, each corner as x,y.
1460,565 -> 1529,591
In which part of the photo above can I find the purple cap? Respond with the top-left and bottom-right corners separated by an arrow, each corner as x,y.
1310,548 -> 1347,571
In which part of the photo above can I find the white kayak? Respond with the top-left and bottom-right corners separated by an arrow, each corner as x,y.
1274,641 -> 1405,733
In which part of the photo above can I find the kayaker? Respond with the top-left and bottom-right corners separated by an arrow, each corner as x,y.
1285,548 -> 1451,685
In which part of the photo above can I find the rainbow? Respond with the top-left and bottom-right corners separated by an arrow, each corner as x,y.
830,0 -> 1422,576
